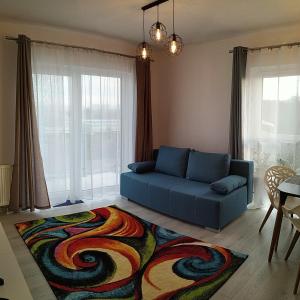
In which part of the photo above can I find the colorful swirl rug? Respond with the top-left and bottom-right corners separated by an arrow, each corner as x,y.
15,206 -> 247,300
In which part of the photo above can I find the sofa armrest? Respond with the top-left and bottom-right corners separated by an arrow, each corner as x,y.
229,159 -> 254,204
153,149 -> 159,161
128,161 -> 156,173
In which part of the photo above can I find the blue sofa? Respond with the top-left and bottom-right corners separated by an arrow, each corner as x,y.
120,146 -> 253,230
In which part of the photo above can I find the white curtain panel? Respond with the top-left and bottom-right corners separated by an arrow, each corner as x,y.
243,47 -> 300,208
31,44 -> 136,204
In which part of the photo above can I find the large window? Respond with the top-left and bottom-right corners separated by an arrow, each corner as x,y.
243,48 -> 300,207
262,76 -> 300,135
32,44 -> 136,204
81,75 -> 121,199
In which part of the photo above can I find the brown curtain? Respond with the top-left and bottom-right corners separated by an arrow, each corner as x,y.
229,46 -> 247,159
10,35 -> 50,211
135,59 -> 153,162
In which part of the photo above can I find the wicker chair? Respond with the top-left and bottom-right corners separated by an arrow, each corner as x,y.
282,205 -> 300,294
259,166 -> 300,233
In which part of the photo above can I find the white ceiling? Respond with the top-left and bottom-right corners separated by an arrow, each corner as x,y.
1,0 -> 300,44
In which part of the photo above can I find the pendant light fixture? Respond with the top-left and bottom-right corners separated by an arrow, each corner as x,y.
166,0 -> 183,56
137,10 -> 152,60
149,5 -> 167,43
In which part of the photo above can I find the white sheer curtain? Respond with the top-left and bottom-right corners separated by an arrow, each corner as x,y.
243,47 -> 300,208
31,43 -> 136,205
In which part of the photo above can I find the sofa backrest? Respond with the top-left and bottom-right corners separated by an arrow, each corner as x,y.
186,151 -> 231,184
155,146 -> 190,178
230,159 -> 254,204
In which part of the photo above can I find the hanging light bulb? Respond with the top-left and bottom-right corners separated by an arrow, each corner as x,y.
155,25 -> 161,40
170,36 -> 177,54
137,10 -> 152,60
141,43 -> 148,59
166,0 -> 183,56
137,41 -> 151,61
149,5 -> 167,43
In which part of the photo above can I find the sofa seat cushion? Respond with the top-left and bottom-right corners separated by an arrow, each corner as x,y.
120,171 -> 191,214
186,151 -> 230,183
169,183 -> 247,229
155,146 -> 190,178
169,180 -> 211,197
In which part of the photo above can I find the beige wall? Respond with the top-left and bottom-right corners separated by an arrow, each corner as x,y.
151,22 -> 300,152
0,19 -> 143,164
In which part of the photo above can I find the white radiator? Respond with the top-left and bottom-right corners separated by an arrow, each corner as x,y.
0,165 -> 12,207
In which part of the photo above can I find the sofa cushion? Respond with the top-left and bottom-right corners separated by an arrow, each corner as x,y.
186,151 -> 231,183
155,146 -> 190,178
128,161 -> 156,173
210,175 -> 247,195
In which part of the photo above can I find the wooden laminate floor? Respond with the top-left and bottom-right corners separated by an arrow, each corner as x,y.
1,196 -> 300,300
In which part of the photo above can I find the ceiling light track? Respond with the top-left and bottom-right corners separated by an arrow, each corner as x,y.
141,0 -> 169,12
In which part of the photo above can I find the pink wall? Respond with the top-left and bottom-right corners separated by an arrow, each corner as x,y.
151,22 -> 300,153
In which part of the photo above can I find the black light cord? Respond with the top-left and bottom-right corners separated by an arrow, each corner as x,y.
172,0 -> 175,33
143,10 -> 145,41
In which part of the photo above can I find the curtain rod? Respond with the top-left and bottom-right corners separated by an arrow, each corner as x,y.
5,35 -> 137,59
229,41 -> 300,53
